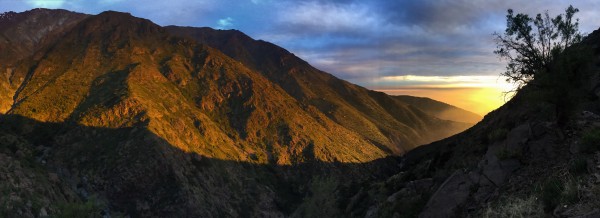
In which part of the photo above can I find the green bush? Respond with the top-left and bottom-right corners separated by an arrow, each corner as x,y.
562,180 -> 579,204
580,129 -> 600,152
569,158 -> 588,175
488,128 -> 509,142
541,179 -> 563,211
393,195 -> 429,218
496,147 -> 522,160
56,197 -> 103,218
540,178 -> 579,212
293,177 -> 341,218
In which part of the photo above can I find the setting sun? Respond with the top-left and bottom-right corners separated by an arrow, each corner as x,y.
378,87 -> 510,116
370,75 -> 516,116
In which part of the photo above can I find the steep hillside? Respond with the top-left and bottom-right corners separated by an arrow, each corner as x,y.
0,8 -> 87,113
0,10 -> 478,217
393,95 -> 482,124
0,10 -> 394,216
353,28 -> 600,217
8,10 -> 397,163
0,114 -> 404,217
0,8 -> 87,63
0,9 -> 478,217
165,26 -> 471,153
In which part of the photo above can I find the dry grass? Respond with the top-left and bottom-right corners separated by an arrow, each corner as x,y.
483,196 -> 544,218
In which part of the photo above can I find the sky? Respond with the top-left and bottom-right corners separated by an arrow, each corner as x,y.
2,0 -> 600,115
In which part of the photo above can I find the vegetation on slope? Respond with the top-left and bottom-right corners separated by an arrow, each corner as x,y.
165,26 -> 473,153
0,8 -> 526,217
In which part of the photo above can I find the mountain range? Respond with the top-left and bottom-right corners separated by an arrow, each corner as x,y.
392,95 -> 482,124
0,9 -> 481,217
5,7 -> 600,218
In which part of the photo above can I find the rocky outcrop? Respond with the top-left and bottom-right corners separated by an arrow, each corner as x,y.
419,171 -> 473,217
418,120 -> 558,217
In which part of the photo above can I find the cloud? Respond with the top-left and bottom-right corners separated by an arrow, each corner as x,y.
99,0 -> 125,5
136,0 -> 217,26
216,17 -> 234,29
278,1 -> 384,35
25,0 -> 66,8
5,0 -> 600,94
267,0 -> 600,87
372,75 -> 513,89
251,0 -> 271,4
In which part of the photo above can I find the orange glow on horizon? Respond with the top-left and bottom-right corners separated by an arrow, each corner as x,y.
378,87 -> 512,116
370,75 -> 516,116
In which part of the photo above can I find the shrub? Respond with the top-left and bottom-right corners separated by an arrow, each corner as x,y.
496,147 -> 522,160
562,180 -> 579,204
56,196 -> 103,218
540,178 -> 579,212
580,129 -> 600,152
569,158 -> 588,175
293,177 -> 340,217
483,195 -> 544,218
541,179 -> 563,211
488,128 -> 509,142
393,195 -> 429,218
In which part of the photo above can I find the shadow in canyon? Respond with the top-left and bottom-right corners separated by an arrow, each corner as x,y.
0,114 -> 402,217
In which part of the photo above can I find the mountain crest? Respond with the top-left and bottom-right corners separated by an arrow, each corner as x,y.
0,9 -> 484,217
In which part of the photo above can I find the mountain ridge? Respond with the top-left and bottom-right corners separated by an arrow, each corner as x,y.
165,25 -> 474,153
0,8 -> 478,155
0,8 -> 486,217
7,9 -> 396,163
393,95 -> 482,124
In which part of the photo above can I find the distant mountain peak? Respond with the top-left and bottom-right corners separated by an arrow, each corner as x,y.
393,95 -> 482,124
0,11 -> 17,20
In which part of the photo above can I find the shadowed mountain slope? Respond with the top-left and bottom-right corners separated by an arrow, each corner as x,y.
0,114 -> 402,217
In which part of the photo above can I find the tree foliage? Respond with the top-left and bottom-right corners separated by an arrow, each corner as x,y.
494,5 -> 583,90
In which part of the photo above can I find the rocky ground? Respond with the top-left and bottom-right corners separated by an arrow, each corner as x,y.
357,108 -> 600,217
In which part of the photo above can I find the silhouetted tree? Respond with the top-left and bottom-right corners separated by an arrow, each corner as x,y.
494,5 -> 582,90
494,5 -> 590,126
